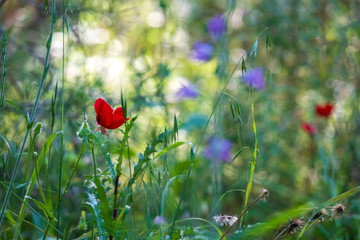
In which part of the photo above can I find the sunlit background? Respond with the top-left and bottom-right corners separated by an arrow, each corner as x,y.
1,0 -> 360,239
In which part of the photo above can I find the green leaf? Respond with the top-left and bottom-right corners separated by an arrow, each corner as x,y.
4,210 -> 15,226
16,132 -> 62,225
241,186 -> 360,239
0,133 -> 17,159
231,147 -> 249,162
0,182 -> 62,236
160,176 -> 181,216
244,101 -> 257,208
93,177 -> 113,235
65,16 -> 70,37
154,141 -> 193,159
26,196 -> 57,222
86,193 -> 105,240
4,99 -> 28,124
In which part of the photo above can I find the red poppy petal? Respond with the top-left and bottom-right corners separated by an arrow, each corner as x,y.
94,98 -> 114,127
315,103 -> 334,117
107,107 -> 125,129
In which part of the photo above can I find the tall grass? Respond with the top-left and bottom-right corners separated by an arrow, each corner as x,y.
1,0 -> 360,239
0,0 -> 57,225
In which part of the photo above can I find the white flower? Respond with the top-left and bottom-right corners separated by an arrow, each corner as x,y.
213,214 -> 238,227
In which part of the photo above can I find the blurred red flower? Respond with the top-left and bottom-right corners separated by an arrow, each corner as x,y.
315,103 -> 334,117
301,122 -> 317,135
94,98 -> 128,137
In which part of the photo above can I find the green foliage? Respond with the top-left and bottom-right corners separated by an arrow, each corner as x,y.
1,0 -> 360,239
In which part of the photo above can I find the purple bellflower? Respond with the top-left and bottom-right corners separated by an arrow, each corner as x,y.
242,67 -> 265,90
190,41 -> 214,62
207,14 -> 227,40
176,81 -> 199,99
154,216 -> 166,225
204,136 -> 233,163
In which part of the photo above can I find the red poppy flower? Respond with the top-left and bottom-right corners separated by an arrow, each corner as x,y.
315,103 -> 334,117
94,98 -> 128,137
301,122 -> 317,135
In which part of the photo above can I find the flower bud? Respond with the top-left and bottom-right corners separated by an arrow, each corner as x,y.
331,204 -> 345,219
33,122 -> 42,138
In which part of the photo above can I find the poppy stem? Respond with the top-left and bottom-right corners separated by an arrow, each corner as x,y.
110,175 -> 120,240
113,175 -> 119,219
92,144 -> 97,179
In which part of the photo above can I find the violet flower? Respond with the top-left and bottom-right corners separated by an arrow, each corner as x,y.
190,42 -> 214,62
242,67 -> 265,90
176,82 -> 199,99
207,14 -> 227,40
154,216 -> 166,225
204,136 -> 233,163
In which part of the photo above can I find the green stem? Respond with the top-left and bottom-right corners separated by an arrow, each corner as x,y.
57,0 -> 66,236
169,51 -> 245,239
57,141 -> 85,209
0,0 -> 57,226
0,30 -> 7,108
34,152 -> 47,205
92,144 -> 97,178
0,181 -> 62,237
23,134 -> 33,183
44,141 -> 84,238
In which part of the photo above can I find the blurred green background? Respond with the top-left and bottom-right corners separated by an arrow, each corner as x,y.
1,0 -> 360,239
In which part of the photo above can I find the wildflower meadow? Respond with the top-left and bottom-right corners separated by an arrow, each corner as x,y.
1,0 -> 360,239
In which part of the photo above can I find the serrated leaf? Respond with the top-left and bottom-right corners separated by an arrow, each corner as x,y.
86,193 -> 105,240
93,178 -> 113,235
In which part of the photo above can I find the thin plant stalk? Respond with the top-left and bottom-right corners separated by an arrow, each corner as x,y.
0,181 -> 63,237
34,151 -> 47,205
0,0 -> 57,225
57,0 -> 66,236
0,30 -> 7,108
92,145 -> 97,178
23,134 -> 34,183
43,140 -> 85,238
57,141 -> 85,209
169,50 -> 246,238
219,191 -> 267,240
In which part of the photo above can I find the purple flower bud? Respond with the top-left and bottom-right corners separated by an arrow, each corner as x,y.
242,67 -> 265,90
207,14 -> 227,40
190,42 -> 214,62
176,82 -> 199,99
204,136 -> 233,163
